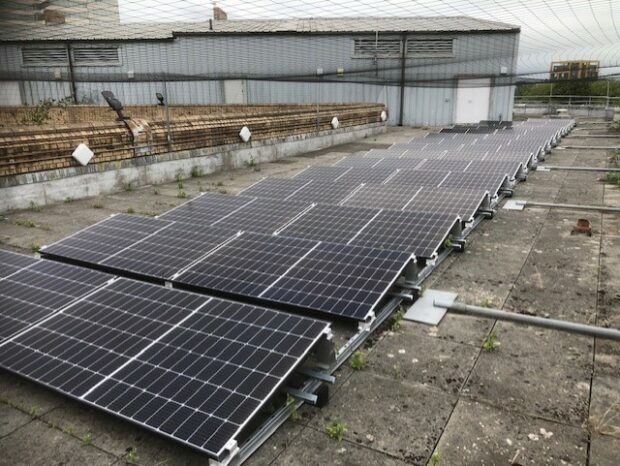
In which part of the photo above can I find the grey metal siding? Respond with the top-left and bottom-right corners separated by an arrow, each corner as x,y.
1,31 -> 518,124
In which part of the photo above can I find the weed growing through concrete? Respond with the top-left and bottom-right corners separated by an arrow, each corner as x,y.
126,447 -> 138,464
64,197 -> 73,203
126,207 -> 135,214
479,297 -> 492,308
29,406 -> 39,418
92,202 -> 104,209
218,188 -> 228,194
125,182 -> 133,192
63,425 -> 74,435
482,331 -> 500,351
216,181 -> 224,187
443,234 -> 453,249
30,243 -> 40,253
191,166 -> 203,177
177,190 -> 187,199
177,181 -> 184,190
325,421 -> 347,441
350,350 -> 367,371
286,394 -> 301,422
82,433 -> 92,445
428,451 -> 441,466
390,306 -> 405,331
12,218 -> 36,228
153,188 -> 160,195
392,364 -> 402,379
602,172 -> 620,185
29,201 -> 41,212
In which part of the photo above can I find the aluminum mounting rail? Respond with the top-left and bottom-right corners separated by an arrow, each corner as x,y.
537,166 -> 620,172
504,200 -> 620,213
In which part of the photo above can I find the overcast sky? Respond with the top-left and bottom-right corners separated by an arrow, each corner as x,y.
118,0 -> 620,77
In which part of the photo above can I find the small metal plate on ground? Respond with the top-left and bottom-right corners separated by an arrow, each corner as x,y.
403,290 -> 457,325
503,200 -> 526,211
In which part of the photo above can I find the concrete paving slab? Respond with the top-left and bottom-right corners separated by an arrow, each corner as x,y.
589,433 -> 620,466
0,403 -> 32,438
434,400 -> 588,465
270,426 -> 408,466
0,419 -> 117,466
366,323 -> 479,395
247,421 -> 310,466
588,375 -> 620,438
492,321 -> 593,368
305,372 -> 456,464
504,212 -> 601,323
465,348 -> 591,425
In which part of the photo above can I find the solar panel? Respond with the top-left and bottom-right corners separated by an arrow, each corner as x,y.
337,167 -> 397,184
0,277 -> 330,461
38,214 -> 172,264
349,210 -> 460,259
286,180 -> 361,205
402,188 -> 490,223
0,253 -> 111,341
294,166 -> 349,181
0,249 -> 37,278
342,184 -> 422,210
239,178 -> 311,200
278,204 -> 380,244
158,193 -> 254,225
387,169 -> 453,187
438,172 -> 509,195
210,197 -> 311,233
174,232 -> 411,320
335,157 -> 385,168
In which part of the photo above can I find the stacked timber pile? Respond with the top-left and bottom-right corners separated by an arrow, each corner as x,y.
0,103 -> 384,176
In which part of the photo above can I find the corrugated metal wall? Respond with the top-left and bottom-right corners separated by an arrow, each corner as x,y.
0,30 -> 519,125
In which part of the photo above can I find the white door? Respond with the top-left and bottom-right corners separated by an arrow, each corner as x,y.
455,78 -> 491,124
0,81 -> 22,105
223,80 -> 246,104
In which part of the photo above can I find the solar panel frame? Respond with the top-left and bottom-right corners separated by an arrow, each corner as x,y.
238,177 -> 311,201
158,193 -> 255,225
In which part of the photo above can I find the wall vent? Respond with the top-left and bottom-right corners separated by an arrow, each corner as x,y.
406,38 -> 454,58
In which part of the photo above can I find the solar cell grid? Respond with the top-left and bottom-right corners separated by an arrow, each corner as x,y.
40,214 -> 172,265
286,179 -> 361,205
278,204 -> 379,244
158,193 -> 254,225
239,178 -> 310,200
335,157 -> 383,168
211,197 -> 310,233
336,167 -> 398,184
260,242 -> 410,320
350,210 -> 458,258
0,277 -> 330,460
342,184 -> 421,210
174,233 -> 316,297
387,169 -> 452,187
403,188 -> 489,222
0,256 -> 111,341
0,249 -> 37,278
294,166 -> 349,181
439,172 -> 509,195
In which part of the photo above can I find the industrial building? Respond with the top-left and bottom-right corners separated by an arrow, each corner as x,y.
0,16 -> 520,125
550,60 -> 599,81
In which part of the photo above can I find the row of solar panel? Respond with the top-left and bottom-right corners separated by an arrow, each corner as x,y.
0,250 -> 330,460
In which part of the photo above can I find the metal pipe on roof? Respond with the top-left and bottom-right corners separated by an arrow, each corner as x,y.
525,201 -> 620,213
537,165 -> 620,173
398,32 -> 407,127
434,300 -> 620,341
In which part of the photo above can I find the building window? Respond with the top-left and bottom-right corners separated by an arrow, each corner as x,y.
406,38 -> 454,58
21,47 -> 68,65
72,47 -> 120,65
353,38 -> 402,58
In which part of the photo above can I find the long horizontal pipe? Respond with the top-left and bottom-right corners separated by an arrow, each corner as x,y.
434,301 -> 620,341
561,145 -> 620,150
538,165 -> 620,172
525,201 -> 620,213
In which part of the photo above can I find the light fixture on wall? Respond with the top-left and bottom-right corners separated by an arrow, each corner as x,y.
101,90 -> 126,120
